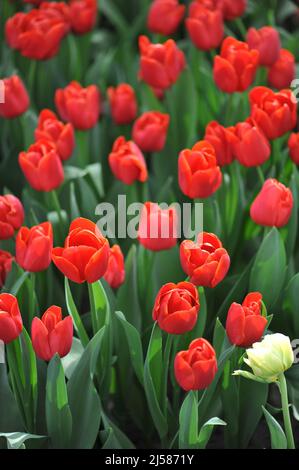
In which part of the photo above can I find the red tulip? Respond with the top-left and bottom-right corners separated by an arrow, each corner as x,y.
226,292 -> 267,348
55,81 -> 101,130
221,0 -> 246,20
232,119 -> 271,167
0,194 -> 24,241
147,0 -> 185,36
103,245 -> 125,289
186,1 -> 224,51
174,338 -> 217,391
35,109 -> 75,161
69,0 -> 97,34
267,49 -> 295,90
178,140 -> 222,199
108,136 -> 148,185
5,7 -> 69,60
288,132 -> 299,165
0,76 -> 29,119
52,218 -> 110,284
31,306 -> 73,361
138,202 -> 178,251
0,250 -> 14,289
250,179 -> 293,228
132,111 -> 170,153
246,26 -> 281,66
249,86 -> 297,140
180,232 -> 230,288
19,140 -> 64,192
16,222 -> 53,272
139,35 -> 186,91
107,84 -> 137,125
0,293 -> 23,344
204,121 -> 237,166
213,37 -> 259,93
153,281 -> 199,335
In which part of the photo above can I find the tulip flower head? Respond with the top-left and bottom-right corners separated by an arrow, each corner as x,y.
107,84 -> 138,125
132,111 -> 170,153
0,250 -> 14,289
138,202 -> 178,252
246,26 -> 281,66
221,0 -> 247,20
288,132 -> 299,165
267,49 -> 295,90
103,245 -> 125,289
0,76 -> 30,119
108,136 -> 148,185
0,293 -> 23,344
147,0 -> 185,36
69,0 -> 97,34
0,194 -> 24,240
186,1 -> 224,51
16,222 -> 53,272
204,121 -> 237,166
232,119 -> 271,167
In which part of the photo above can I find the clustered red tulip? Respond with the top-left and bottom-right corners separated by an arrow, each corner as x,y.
288,133 -> 299,165
55,81 -> 101,130
232,119 -> 271,167
249,86 -> 297,140
180,232 -> 230,288
147,0 -> 185,36
16,222 -> 53,272
108,136 -> 148,185
139,35 -> 186,91
52,218 -> 110,284
174,338 -> 217,391
0,76 -> 30,119
138,202 -> 178,252
0,250 -> 14,288
246,26 -> 281,66
213,37 -> 259,93
178,140 -> 222,199
107,84 -> 138,125
35,109 -> 75,161
0,293 -> 23,344
267,49 -> 295,90
222,0 -> 247,20
153,281 -> 200,335
204,121 -> 237,166
226,292 -> 267,348
132,111 -> 170,153
31,306 -> 73,361
19,140 -> 64,191
186,1 -> 224,51
0,194 -> 24,240
69,0 -> 97,34
103,245 -> 125,289
250,179 -> 293,228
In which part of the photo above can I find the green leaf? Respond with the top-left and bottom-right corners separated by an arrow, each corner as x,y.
0,364 -> 23,432
61,338 -> 84,380
101,413 -> 135,449
65,278 -> 89,347
100,0 -> 128,36
283,273 -> 299,335
198,417 -> 226,449
263,406 -> 287,449
0,432 -> 46,449
179,391 -> 198,449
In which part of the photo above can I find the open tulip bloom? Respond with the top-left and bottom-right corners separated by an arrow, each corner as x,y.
1,0 -> 299,453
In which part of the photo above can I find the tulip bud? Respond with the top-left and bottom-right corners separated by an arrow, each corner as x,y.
147,0 -> 185,36
0,76 -> 29,119
246,26 -> 281,66
69,0 -> 97,34
132,111 -> 170,153
232,119 -> 271,167
16,222 -> 53,273
0,293 -> 23,344
288,132 -> 299,165
107,84 -> 137,125
103,245 -> 125,289
0,250 -> 14,289
186,2 -> 224,51
0,194 -> 24,240
267,49 -> 295,90
108,136 -> 148,185
221,0 -> 246,20
138,202 -> 178,251
204,121 -> 237,166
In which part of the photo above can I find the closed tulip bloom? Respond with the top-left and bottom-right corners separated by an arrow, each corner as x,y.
5,7 -> 69,60
232,119 -> 271,167
288,132 -> 299,165
174,338 -> 217,390
0,293 -> 23,344
178,140 -> 222,199
107,84 -> 137,125
250,179 -> 293,228
204,121 -> 237,166
35,109 -> 75,161
186,2 -> 224,51
180,232 -> 230,288
31,306 -> 73,361
132,111 -> 170,153
55,81 -> 101,130
249,86 -> 297,140
52,218 -> 110,284
221,0 -> 246,20
0,195 -> 24,240
69,0 -> 97,34
153,282 -> 199,335
138,202 -> 178,251
213,37 -> 259,93
103,245 -> 125,289
0,76 -> 29,119
139,35 -> 186,91
108,136 -> 148,185
0,250 -> 14,289
16,222 -> 53,272
246,26 -> 281,66
267,49 -> 295,90
147,0 -> 185,36
19,140 -> 64,192
226,292 -> 267,348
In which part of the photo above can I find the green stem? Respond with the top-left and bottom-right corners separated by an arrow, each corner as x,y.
51,189 -> 65,229
28,273 -> 36,326
88,282 -> 99,334
256,166 -> 265,186
278,373 -> 295,449
234,18 -> 247,38
76,130 -> 89,168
